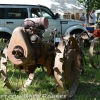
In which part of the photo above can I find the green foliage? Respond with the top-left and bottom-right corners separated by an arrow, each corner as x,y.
78,0 -> 100,12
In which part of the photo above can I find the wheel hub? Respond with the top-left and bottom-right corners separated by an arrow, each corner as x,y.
12,46 -> 24,59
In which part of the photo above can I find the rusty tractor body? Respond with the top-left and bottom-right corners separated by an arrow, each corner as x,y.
0,17 -> 81,98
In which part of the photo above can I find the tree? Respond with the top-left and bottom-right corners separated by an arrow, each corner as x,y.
78,0 -> 100,22
78,0 -> 100,12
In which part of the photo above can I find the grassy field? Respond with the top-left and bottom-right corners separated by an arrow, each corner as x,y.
0,47 -> 100,100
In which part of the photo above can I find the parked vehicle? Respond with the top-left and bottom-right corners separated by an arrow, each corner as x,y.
0,3 -> 88,50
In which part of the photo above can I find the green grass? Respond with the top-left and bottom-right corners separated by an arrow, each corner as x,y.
0,47 -> 100,100
0,68 -> 58,100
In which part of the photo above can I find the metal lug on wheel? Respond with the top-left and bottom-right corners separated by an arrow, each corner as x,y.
53,67 -> 61,75
59,76 -> 62,81
1,52 -> 6,57
1,58 -> 7,64
55,48 -> 61,53
59,58 -> 64,62
3,83 -> 6,88
0,50 -> 3,55
4,78 -> 7,82
2,62 -> 7,65
29,73 -> 34,80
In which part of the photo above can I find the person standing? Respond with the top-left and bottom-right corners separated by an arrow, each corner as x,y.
80,12 -> 86,22
89,10 -> 96,25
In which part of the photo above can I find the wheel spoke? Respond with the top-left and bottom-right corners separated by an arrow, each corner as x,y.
18,69 -> 24,89
16,76 -> 19,89
9,68 -> 17,83
54,37 -> 80,99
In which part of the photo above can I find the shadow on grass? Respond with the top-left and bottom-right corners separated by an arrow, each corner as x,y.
74,81 -> 100,100
27,68 -> 57,94
0,66 -> 57,93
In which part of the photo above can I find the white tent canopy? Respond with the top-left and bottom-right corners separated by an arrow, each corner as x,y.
32,0 -> 86,14
49,0 -> 86,13
0,0 -> 86,14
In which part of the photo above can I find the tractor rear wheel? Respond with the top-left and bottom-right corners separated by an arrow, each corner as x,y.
54,37 -> 81,99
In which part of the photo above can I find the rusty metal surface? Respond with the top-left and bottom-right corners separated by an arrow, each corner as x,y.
0,46 -> 35,91
63,48 -> 79,85
37,42 -> 55,75
0,17 -> 55,91
69,37 -> 81,71
54,38 -> 65,93
0,34 -> 55,92
7,27 -> 33,65
54,36 -> 81,98
24,17 -> 49,29
63,37 -> 80,98
63,49 -> 80,98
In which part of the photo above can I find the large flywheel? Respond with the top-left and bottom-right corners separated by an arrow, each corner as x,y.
0,46 -> 35,92
54,36 -> 81,99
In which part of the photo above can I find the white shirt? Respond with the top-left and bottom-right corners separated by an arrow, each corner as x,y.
89,13 -> 96,23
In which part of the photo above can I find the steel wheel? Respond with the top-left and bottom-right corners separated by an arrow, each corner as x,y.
54,37 -> 81,99
63,37 -> 80,98
62,49 -> 80,98
89,37 -> 100,68
0,46 -> 34,92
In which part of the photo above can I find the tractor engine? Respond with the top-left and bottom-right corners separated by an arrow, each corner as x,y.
7,17 -> 55,74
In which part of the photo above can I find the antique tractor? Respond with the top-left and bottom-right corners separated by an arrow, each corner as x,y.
0,17 -> 82,99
